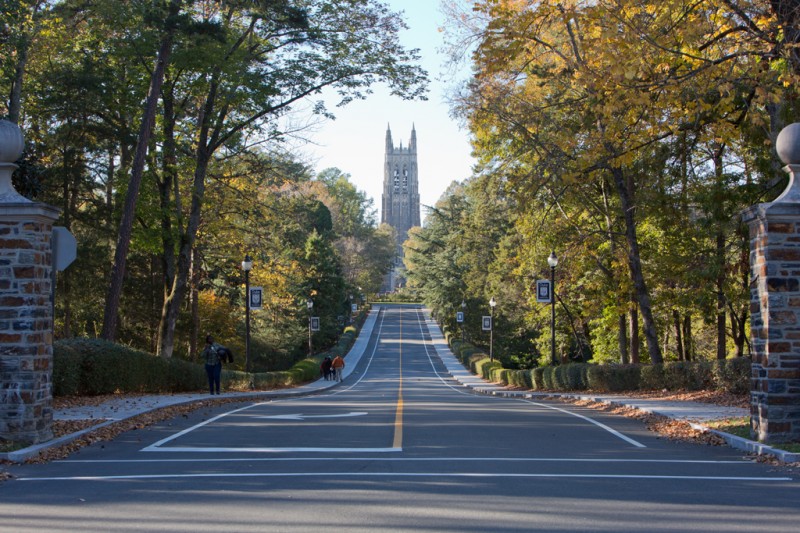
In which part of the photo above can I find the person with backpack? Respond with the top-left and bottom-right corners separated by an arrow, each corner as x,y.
201,334 -> 223,395
331,354 -> 345,382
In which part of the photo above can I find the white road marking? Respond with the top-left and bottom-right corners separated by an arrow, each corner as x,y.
141,310 -> 391,453
414,309 -> 647,448
17,472 -> 792,482
59,457 -> 750,464
142,446 -> 401,454
258,412 -> 368,421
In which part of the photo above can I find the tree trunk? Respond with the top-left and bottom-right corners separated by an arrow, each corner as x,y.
611,167 -> 663,364
682,315 -> 693,361
712,144 -> 728,361
618,313 -> 629,364
156,39 -> 226,355
155,86 -> 179,357
101,4 -> 181,341
6,1 -> 42,123
629,303 -> 640,365
190,247 -> 200,361
673,310 -> 684,361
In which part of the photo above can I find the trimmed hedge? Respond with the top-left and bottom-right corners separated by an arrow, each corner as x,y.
52,309 -> 369,397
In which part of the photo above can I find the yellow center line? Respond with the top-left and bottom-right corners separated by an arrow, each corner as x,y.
392,308 -> 404,449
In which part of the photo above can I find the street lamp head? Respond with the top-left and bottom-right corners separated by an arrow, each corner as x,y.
242,254 -> 253,271
489,296 -> 496,308
306,298 -> 313,309
461,300 -> 466,309
547,251 -> 558,268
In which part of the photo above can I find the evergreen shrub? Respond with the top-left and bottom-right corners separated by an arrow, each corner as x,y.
712,357 -> 750,394
587,364 -> 641,391
531,367 -> 545,390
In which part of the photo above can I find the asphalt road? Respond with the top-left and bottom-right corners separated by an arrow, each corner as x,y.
2,304 -> 798,532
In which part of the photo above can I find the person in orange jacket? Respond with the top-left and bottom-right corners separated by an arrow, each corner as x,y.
331,354 -> 345,382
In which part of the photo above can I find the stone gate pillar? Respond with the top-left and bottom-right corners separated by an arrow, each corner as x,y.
0,120 -> 60,445
742,123 -> 800,444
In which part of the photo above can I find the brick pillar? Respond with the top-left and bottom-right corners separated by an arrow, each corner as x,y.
742,122 -> 800,444
0,120 -> 60,445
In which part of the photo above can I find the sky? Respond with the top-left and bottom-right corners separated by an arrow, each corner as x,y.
295,0 -> 475,223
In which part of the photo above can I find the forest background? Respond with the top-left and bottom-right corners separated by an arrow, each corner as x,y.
404,0 -> 800,370
1,0 -> 427,372
3,0 -> 800,375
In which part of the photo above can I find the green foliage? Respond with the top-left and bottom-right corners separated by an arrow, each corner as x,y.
52,311 -> 367,397
586,365 -> 641,392
531,367 -> 545,390
712,357 -> 751,394
53,338 -> 206,395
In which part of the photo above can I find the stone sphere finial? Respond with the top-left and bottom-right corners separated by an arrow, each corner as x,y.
0,120 -> 24,163
776,123 -> 800,165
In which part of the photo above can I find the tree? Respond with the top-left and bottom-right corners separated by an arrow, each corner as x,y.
102,0 -> 184,341
149,0 -> 427,357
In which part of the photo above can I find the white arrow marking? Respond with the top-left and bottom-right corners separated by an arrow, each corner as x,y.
259,412 -> 368,421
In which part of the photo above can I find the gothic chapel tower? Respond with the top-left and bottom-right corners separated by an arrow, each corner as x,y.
381,124 -> 421,291
381,124 -> 421,253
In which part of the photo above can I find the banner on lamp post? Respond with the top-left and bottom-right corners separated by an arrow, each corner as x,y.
249,287 -> 263,310
536,280 -> 551,303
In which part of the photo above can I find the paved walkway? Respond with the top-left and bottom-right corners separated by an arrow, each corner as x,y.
3,306 -> 796,464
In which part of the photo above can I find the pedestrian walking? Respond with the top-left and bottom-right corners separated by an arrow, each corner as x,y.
331,354 -> 345,382
321,356 -> 333,380
201,334 -> 223,395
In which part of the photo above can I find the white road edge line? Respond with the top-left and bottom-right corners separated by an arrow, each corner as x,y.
141,308 -> 390,453
58,457 -> 750,464
415,308 -> 647,449
17,472 -> 792,482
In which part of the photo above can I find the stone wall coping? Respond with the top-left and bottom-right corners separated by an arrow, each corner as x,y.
0,202 -> 61,221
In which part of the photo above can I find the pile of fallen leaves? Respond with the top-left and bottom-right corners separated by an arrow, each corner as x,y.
562,397 -> 727,446
605,389 -> 750,409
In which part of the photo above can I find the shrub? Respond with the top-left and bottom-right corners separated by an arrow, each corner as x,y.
712,357 -> 751,394
639,364 -> 667,390
587,364 -> 640,391
531,367 -> 545,390
553,365 -> 570,391
53,338 -> 207,395
665,361 -> 712,391
566,363 -> 589,390
542,366 -> 556,389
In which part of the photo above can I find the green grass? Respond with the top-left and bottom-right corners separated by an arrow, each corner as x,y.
705,417 -> 800,452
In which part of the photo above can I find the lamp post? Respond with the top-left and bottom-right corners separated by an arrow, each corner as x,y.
306,298 -> 313,356
489,296 -> 496,362
461,300 -> 466,342
241,254 -> 253,373
547,251 -> 558,366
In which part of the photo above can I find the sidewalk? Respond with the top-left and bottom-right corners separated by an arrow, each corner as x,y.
3,306 -> 796,464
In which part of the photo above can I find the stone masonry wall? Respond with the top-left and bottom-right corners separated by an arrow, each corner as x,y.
0,217 -> 54,443
744,203 -> 800,443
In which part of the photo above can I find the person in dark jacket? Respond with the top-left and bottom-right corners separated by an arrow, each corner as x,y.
321,356 -> 333,380
201,334 -> 222,395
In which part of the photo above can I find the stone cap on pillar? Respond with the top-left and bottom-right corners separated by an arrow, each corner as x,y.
774,123 -> 800,204
0,119 -> 60,220
0,119 -> 30,203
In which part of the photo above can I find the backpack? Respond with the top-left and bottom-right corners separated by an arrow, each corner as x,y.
216,345 -> 233,363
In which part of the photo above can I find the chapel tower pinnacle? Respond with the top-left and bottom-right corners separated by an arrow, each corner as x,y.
381,124 -> 421,251
381,124 -> 420,291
